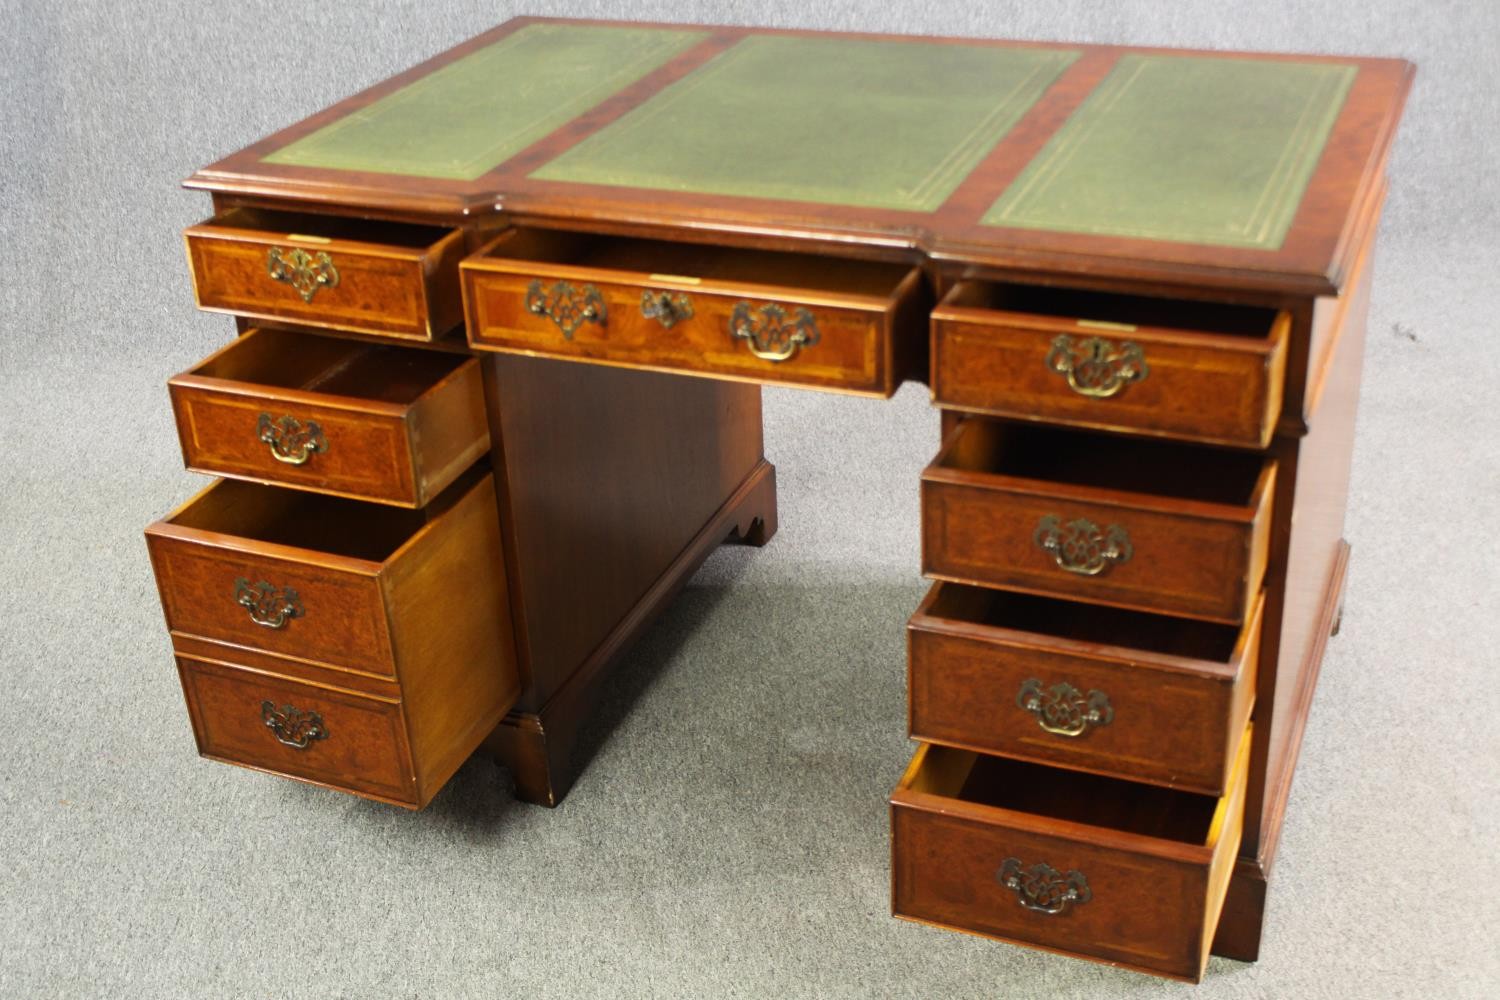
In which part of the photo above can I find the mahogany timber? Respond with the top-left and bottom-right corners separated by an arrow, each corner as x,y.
476,354 -> 772,805
159,16 -> 1415,978
891,729 -> 1250,981
908,583 -> 1259,795
168,327 -> 490,507
931,284 -> 1289,448
185,207 -> 466,341
921,420 -> 1275,623
185,18 -> 1412,298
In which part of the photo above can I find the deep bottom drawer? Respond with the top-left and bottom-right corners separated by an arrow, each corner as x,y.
178,653 -> 418,807
891,727 -> 1250,981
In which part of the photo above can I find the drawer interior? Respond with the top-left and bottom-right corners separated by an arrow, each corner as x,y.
206,206 -> 453,250
938,419 -> 1264,506
192,328 -> 469,405
944,281 -> 1280,339
911,744 -> 1220,845
924,582 -> 1240,662
166,478 -> 439,562
479,227 -> 914,298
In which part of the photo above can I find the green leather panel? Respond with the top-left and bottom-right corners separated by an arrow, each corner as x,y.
984,54 -> 1357,249
530,36 -> 1078,212
262,24 -> 706,180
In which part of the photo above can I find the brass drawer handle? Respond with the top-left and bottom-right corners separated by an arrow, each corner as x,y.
266,247 -> 339,303
1034,515 -> 1132,576
998,858 -> 1091,915
1046,334 -> 1147,398
640,289 -> 694,328
525,279 -> 606,338
1017,678 -> 1113,737
261,700 -> 328,750
257,413 -> 327,466
730,302 -> 820,362
233,577 -> 304,630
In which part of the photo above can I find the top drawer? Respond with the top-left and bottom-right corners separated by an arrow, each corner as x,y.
185,207 -> 465,341
932,283 -> 1289,448
461,228 -> 925,396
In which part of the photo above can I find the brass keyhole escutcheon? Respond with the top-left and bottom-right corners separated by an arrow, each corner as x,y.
640,290 -> 695,329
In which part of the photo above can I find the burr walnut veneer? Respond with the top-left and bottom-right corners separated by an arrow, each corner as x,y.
145,16 -> 1410,982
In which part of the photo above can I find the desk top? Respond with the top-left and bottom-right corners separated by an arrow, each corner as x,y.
188,18 -> 1412,296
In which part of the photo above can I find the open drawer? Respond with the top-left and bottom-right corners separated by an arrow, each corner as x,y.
931,282 -> 1289,448
168,328 -> 489,507
891,728 -> 1250,981
184,207 -> 465,341
145,469 -> 518,808
461,227 -> 925,395
908,582 -> 1259,795
921,419 -> 1274,623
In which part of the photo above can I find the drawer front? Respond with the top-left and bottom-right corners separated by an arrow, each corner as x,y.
921,477 -> 1271,623
931,311 -> 1288,448
178,654 -> 416,806
148,535 -> 395,677
908,588 -> 1261,795
891,738 -> 1248,981
185,221 -> 464,341
464,271 -> 906,394
169,335 -> 490,508
171,388 -> 419,504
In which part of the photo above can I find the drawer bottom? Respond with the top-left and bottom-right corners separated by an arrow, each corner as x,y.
891,728 -> 1250,981
178,653 -> 419,807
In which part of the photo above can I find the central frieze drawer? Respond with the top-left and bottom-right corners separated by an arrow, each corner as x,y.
908,582 -> 1259,795
461,227 -> 924,396
168,328 -> 489,507
184,207 -> 465,341
922,419 -> 1274,624
931,282 -> 1289,448
891,730 -> 1250,982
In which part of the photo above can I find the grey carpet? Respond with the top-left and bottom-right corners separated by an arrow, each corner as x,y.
2,1 -> 1498,997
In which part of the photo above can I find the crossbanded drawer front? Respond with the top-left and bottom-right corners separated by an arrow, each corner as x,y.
169,328 -> 489,507
148,537 -> 395,676
177,653 -> 417,806
184,207 -> 464,341
931,282 -> 1289,448
891,731 -> 1250,982
921,420 -> 1274,624
461,227 -> 924,396
907,583 -> 1260,795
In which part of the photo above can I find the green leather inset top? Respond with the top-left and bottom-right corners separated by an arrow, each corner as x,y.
984,54 -> 1357,249
531,36 -> 1079,212
262,24 -> 706,180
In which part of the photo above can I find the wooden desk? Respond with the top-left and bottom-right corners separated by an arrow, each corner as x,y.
146,18 -> 1412,981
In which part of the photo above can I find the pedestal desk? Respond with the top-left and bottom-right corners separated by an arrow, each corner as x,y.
145,17 -> 1412,981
